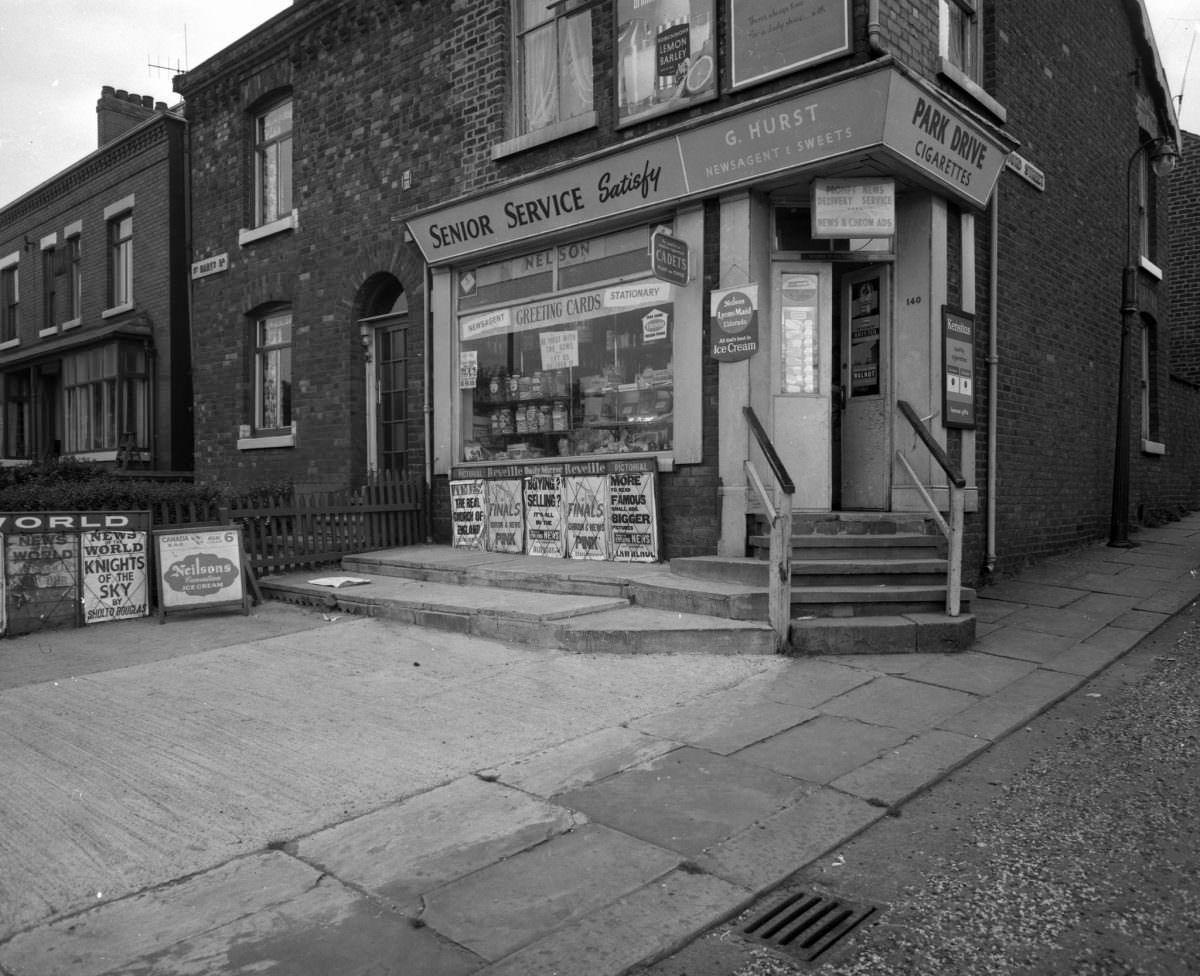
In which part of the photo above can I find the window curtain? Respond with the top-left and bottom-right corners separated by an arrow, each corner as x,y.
560,12 -> 593,122
523,22 -> 557,131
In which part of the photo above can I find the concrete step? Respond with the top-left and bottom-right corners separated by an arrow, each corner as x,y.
788,613 -> 976,655
258,571 -> 777,655
672,555 -> 948,587
748,533 -> 947,560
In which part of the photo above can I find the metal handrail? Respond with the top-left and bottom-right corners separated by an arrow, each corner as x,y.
742,406 -> 794,652
897,400 -> 965,488
896,399 -> 965,616
743,406 -> 795,496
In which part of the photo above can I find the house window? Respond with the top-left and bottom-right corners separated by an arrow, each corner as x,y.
3,370 -> 31,458
255,310 -> 292,432
513,0 -> 593,136
108,212 -> 133,309
42,246 -> 58,331
1,258 -> 17,343
255,98 -> 293,226
63,344 -> 148,454
1141,319 -> 1162,449
941,0 -> 981,83
66,232 -> 82,323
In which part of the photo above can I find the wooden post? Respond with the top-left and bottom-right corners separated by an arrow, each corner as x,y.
769,488 -> 793,652
946,483 -> 964,616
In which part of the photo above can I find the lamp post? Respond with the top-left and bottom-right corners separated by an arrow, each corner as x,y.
1108,136 -> 1179,548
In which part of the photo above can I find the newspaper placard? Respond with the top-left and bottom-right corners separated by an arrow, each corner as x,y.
524,471 -> 566,557
450,478 -> 488,549
564,473 -> 609,560
607,460 -> 659,562
486,479 -> 525,553
81,529 -> 149,624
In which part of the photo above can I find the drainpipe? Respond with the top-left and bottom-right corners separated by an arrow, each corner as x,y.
985,184 -> 1000,574
868,0 -> 889,57
423,261 -> 434,543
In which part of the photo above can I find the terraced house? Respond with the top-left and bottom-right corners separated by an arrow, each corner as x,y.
0,87 -> 193,471
173,0 -> 1189,637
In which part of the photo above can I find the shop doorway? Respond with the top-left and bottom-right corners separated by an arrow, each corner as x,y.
838,265 -> 891,509
769,261 -> 892,512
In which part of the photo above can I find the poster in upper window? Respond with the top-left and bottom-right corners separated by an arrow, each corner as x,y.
729,0 -> 851,90
616,0 -> 716,127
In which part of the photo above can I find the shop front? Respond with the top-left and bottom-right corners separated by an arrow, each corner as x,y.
406,63 -> 1009,562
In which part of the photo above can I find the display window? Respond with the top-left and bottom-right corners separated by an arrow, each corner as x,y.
457,225 -> 676,463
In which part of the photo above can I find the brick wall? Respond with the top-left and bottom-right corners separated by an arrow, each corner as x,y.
1169,131 -> 1200,384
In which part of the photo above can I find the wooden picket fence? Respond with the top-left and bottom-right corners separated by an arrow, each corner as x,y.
148,471 -> 427,576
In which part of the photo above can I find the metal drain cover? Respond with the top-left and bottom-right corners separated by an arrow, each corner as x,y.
739,890 -> 877,962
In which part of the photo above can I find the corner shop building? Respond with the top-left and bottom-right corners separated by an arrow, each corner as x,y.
408,64 -> 1010,562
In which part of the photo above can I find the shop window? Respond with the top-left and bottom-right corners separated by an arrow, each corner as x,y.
512,0 -> 593,138
63,344 -> 148,455
255,97 -> 293,226
107,212 -> 133,311
0,255 -> 18,344
459,228 -> 674,463
255,309 -> 293,434
3,370 -> 31,458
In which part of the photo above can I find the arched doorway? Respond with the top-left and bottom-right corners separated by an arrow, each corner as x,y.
355,274 -> 409,476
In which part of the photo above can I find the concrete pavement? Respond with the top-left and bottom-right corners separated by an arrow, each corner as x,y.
1,515 -> 1198,975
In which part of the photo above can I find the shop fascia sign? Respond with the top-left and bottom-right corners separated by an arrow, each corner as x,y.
407,66 -> 1008,264
811,178 -> 895,237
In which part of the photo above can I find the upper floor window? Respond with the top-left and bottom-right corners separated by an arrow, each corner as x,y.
255,98 -> 293,226
255,309 -> 293,433
41,242 -> 59,331
941,0 -> 981,84
1,255 -> 19,344
513,0 -> 593,136
108,212 -> 133,309
65,229 -> 82,323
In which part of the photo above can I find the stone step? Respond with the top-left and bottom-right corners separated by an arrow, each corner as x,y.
788,613 -> 976,655
672,555 -> 948,587
258,571 -> 778,655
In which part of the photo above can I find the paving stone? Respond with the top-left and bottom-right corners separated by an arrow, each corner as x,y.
733,715 -> 909,784
902,651 -> 1037,696
975,625 -> 1079,664
295,776 -> 580,909
816,675 -> 978,732
420,823 -> 680,962
936,668 -> 1084,740
630,693 -> 815,755
732,658 -> 876,708
494,726 -> 678,797
478,867 -> 751,976
830,728 -> 989,806
556,747 -> 810,857
695,787 -> 886,890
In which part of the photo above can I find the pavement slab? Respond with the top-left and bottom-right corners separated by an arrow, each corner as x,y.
493,726 -> 679,797
732,714 -> 910,784
629,691 -> 816,755
901,650 -> 1038,696
420,823 -> 680,961
293,776 -> 582,911
976,624 -> 1080,663
936,667 -> 1085,740
816,674 -> 979,731
556,747 -> 811,857
830,727 -> 990,806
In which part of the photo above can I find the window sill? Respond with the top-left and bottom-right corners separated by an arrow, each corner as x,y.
1141,438 -> 1166,456
62,318 -> 82,331
71,450 -> 121,463
102,302 -> 135,319
38,326 -> 58,338
239,210 -> 299,246
937,58 -> 1008,123
0,338 -> 18,351
238,432 -> 296,450
1139,256 -> 1164,280
492,112 -> 598,160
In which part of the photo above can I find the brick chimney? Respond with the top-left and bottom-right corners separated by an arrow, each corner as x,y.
97,86 -> 167,147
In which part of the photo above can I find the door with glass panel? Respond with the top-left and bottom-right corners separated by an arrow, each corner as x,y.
771,263 -> 833,510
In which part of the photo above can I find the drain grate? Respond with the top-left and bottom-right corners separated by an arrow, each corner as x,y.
739,890 -> 877,962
